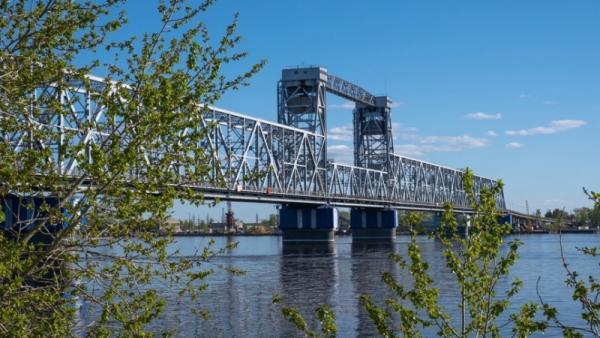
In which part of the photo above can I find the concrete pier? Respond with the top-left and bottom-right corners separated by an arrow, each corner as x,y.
279,204 -> 338,243
350,208 -> 397,240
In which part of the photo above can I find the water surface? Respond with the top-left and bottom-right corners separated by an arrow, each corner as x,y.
81,234 -> 599,337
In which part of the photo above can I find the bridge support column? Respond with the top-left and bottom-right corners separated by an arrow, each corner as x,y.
279,204 -> 338,243
1,194 -> 64,243
499,214 -> 514,231
350,208 -> 397,240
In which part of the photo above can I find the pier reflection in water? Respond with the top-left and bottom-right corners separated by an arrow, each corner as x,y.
76,234 -> 600,337
279,242 -> 338,337
351,239 -> 398,336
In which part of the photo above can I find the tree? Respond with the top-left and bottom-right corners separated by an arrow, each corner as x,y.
359,169 -> 547,337
267,213 -> 278,227
588,192 -> 600,228
574,207 -> 592,227
279,169 -> 547,337
0,1 -> 263,336
545,208 -> 571,221
539,189 -> 600,337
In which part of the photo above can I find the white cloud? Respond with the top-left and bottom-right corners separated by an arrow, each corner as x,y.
505,120 -> 586,136
390,102 -> 403,108
465,112 -> 502,120
393,144 -> 432,157
327,144 -> 354,163
519,94 -> 531,99
505,142 -> 523,149
487,130 -> 498,137
418,135 -> 487,147
329,101 -> 355,110
391,122 -> 420,142
328,124 -> 353,141
394,135 -> 488,156
327,122 -> 489,162
543,100 -> 557,105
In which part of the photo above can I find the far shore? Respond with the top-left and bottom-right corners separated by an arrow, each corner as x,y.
167,229 -> 599,237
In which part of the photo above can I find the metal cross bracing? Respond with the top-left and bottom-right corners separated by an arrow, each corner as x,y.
387,154 -> 506,210
278,67 -> 395,172
3,71 -> 506,212
325,74 -> 375,107
353,97 -> 394,171
3,75 -> 115,177
192,107 -> 327,196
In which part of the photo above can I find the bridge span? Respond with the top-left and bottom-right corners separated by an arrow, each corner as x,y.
3,66 -> 537,241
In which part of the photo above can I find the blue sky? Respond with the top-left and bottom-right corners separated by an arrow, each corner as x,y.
118,1 -> 599,221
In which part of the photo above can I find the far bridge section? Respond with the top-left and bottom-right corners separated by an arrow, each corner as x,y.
2,67 -> 508,243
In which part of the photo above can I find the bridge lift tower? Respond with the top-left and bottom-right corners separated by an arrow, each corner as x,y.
354,95 -> 394,171
278,66 -> 394,171
278,66 -> 397,241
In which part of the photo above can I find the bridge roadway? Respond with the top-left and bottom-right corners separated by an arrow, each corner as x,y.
4,67 -> 540,239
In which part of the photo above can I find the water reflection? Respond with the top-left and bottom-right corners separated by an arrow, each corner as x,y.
282,242 -> 336,256
73,235 -> 600,337
351,239 -> 398,336
279,242 -> 338,337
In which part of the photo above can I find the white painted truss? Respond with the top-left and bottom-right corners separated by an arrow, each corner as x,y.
2,77 -> 506,211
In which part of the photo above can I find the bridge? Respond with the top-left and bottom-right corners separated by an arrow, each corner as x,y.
2,66 -> 541,241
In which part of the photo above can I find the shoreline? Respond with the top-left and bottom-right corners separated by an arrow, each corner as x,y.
168,230 -> 599,237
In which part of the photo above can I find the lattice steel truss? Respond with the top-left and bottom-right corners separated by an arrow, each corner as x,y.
325,74 -> 375,106
3,75 -> 113,177
194,108 -> 327,196
3,73 -> 506,211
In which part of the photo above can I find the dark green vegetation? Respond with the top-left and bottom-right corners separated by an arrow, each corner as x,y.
0,0 -> 262,336
278,171 -> 600,337
543,203 -> 600,230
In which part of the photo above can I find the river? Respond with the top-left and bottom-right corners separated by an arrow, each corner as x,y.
79,234 -> 599,337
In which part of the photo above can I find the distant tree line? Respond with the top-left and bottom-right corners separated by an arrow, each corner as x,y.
179,216 -> 212,233
541,206 -> 600,228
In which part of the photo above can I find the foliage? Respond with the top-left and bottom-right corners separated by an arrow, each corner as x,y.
0,0 -> 263,336
545,208 -> 572,220
259,213 -> 279,227
279,169 -> 549,337
358,169 -> 549,337
272,294 -> 337,338
542,189 -> 600,231
538,189 -> 600,337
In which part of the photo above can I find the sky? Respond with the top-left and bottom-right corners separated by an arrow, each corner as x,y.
115,1 -> 599,221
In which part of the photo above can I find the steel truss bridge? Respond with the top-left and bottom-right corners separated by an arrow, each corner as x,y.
5,67 -> 508,214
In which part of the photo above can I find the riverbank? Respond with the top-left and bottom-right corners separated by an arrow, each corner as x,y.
169,228 -> 599,237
